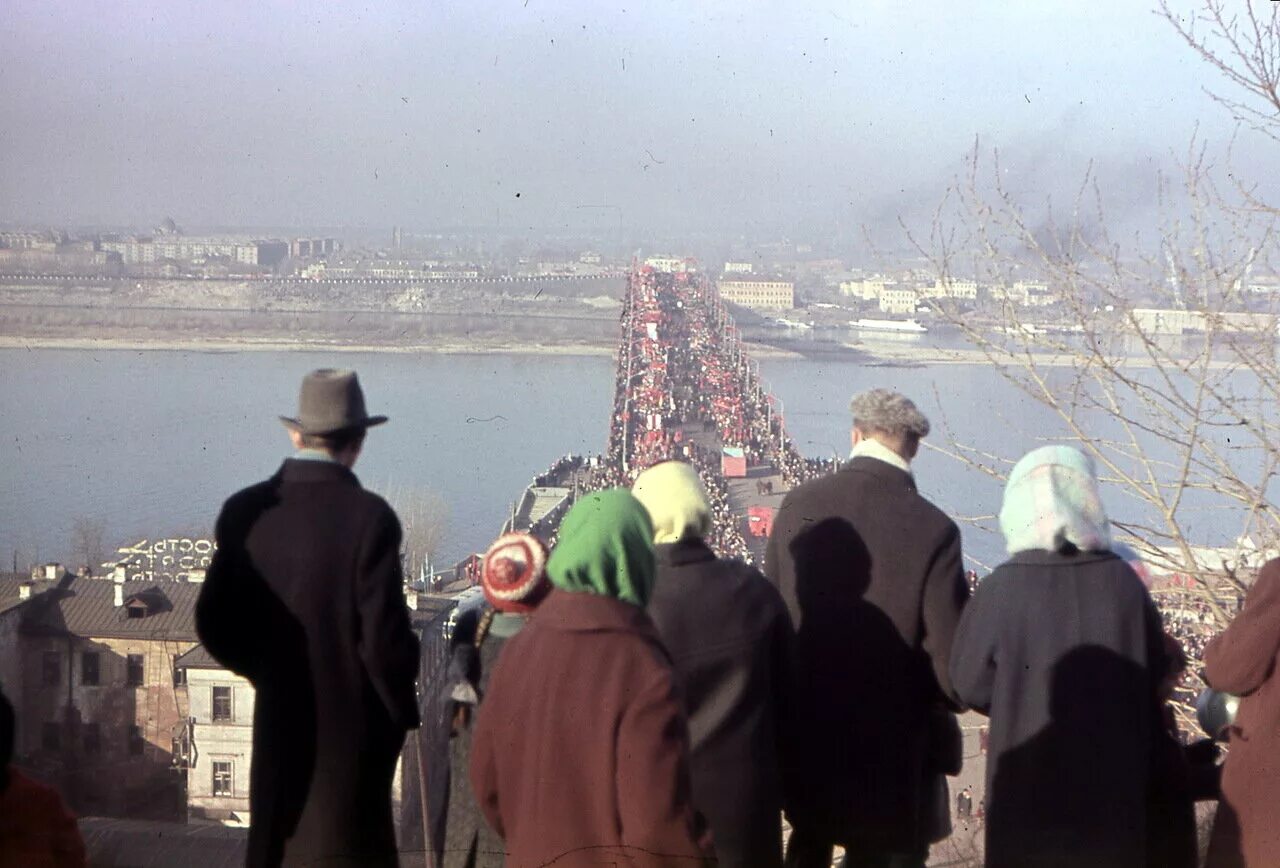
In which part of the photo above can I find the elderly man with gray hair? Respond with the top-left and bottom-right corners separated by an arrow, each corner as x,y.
765,388 -> 969,868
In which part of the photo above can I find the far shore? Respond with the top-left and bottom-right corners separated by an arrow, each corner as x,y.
0,333 -> 1239,369
0,335 -> 621,357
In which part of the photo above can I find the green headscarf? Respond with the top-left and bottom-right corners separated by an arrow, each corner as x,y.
546,489 -> 657,607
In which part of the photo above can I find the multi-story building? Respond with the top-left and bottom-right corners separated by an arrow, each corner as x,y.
644,256 -> 694,273
878,286 -> 919,315
718,277 -> 795,310
839,277 -> 895,302
289,238 -> 340,258
15,574 -> 199,820
176,646 -> 254,825
0,230 -> 61,251
99,237 -> 288,267
925,278 -> 980,300
1131,308 -> 1279,336
723,262 -> 754,275
989,280 -> 1052,307
0,573 -> 45,702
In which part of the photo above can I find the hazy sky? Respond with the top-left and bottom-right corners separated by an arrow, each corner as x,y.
1,1 -> 1272,237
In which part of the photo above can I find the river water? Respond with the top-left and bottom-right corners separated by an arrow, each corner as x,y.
0,341 -> 1263,572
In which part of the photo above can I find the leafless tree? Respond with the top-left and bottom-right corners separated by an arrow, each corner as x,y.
383,483 -> 450,584
69,516 -> 106,573
899,0 -> 1280,730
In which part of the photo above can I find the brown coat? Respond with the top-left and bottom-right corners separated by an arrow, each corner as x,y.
469,590 -> 713,867
763,457 -> 968,850
1205,558 -> 1280,868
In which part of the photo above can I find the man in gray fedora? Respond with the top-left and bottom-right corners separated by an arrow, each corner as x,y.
197,369 -> 420,868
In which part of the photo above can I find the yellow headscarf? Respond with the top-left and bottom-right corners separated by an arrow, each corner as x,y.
631,461 -> 713,545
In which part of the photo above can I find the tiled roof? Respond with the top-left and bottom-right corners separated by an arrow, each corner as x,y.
79,817 -> 247,867
0,573 -> 35,616
174,644 -> 223,670
20,576 -> 201,642
0,572 -> 69,616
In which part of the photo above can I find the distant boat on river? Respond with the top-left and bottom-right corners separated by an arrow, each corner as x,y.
850,318 -> 928,334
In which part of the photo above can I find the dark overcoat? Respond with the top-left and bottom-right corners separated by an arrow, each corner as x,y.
1204,557 -> 1280,868
647,538 -> 792,868
468,589 -> 714,867
196,459 -> 421,868
949,550 -> 1167,868
763,457 -> 968,851
430,607 -> 515,868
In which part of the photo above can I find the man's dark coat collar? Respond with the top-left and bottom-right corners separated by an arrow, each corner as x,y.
840,455 -> 916,491
278,457 -> 361,486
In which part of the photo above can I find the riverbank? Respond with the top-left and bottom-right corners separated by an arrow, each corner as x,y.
0,332 -> 1203,367
0,334 -> 621,356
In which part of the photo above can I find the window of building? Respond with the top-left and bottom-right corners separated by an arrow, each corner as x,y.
81,652 -> 100,686
84,722 -> 101,754
41,650 -> 60,686
126,654 -> 145,686
212,760 -> 233,797
173,667 -> 187,687
128,725 -> 144,756
41,722 -> 61,751
211,686 -> 233,722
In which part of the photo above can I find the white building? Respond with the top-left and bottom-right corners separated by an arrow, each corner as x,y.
644,256 -> 694,273
925,278 -> 979,300
177,646 -> 254,825
718,277 -> 795,310
840,277 -> 899,302
100,237 -> 288,267
989,280 -> 1054,307
1131,308 -> 1279,336
878,286 -> 920,315
723,262 -> 754,274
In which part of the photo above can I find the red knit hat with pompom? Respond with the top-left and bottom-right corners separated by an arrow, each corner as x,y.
481,533 -> 550,614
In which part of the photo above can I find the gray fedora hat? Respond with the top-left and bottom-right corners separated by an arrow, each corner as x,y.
280,369 -> 388,435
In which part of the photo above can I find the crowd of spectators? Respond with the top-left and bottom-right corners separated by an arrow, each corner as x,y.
519,269 -> 851,565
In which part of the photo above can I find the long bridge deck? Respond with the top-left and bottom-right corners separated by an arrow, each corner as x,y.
483,263 -> 829,566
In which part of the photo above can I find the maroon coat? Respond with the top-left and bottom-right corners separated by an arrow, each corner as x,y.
469,590 -> 714,867
1205,559 -> 1280,868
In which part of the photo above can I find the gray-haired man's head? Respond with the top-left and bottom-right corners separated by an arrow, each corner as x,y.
849,388 -> 930,461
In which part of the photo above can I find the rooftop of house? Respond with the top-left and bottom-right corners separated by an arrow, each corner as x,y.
18,575 -> 201,642
173,644 -> 223,671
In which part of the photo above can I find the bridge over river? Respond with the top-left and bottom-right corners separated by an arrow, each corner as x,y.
480,263 -> 832,569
